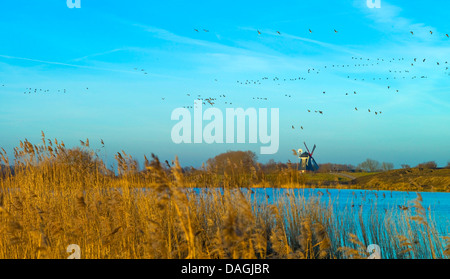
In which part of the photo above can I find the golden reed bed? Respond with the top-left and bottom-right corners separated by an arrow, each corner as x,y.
0,133 -> 449,259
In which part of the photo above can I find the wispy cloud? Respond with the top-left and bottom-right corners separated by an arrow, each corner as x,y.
131,23 -> 302,72
70,48 -> 126,62
0,54 -> 180,79
133,24 -> 236,51
0,54 -> 134,72
130,22 -> 369,77
356,0 -> 442,42
238,26 -> 363,56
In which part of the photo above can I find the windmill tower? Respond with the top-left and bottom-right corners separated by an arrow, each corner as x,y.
298,142 -> 319,172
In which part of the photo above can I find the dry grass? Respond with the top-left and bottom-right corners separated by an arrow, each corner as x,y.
0,134 -> 448,259
351,168 -> 450,192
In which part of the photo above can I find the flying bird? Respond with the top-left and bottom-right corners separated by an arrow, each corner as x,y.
276,31 -> 281,35
257,30 -> 261,35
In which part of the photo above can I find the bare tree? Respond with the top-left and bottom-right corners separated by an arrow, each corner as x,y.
416,161 -> 437,169
381,162 -> 394,172
357,159 -> 381,172
206,150 -> 257,175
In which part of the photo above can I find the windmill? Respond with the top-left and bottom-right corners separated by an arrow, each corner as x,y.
298,142 -> 319,172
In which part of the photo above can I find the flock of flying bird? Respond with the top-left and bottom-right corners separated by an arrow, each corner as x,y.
177,53 -> 447,132
19,87 -> 91,95
194,27 -> 449,38
21,88 -> 69,94
1,25 -> 448,135
185,26 -> 450,132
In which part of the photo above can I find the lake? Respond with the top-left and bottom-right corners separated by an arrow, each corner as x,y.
191,187 -> 450,223
189,187 -> 450,258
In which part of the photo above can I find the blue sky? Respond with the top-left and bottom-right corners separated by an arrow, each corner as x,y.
0,0 -> 449,169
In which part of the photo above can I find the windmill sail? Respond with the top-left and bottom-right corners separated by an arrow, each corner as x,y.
310,156 -> 319,171
311,145 -> 316,156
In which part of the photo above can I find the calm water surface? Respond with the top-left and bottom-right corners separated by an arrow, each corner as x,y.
191,187 -> 450,231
